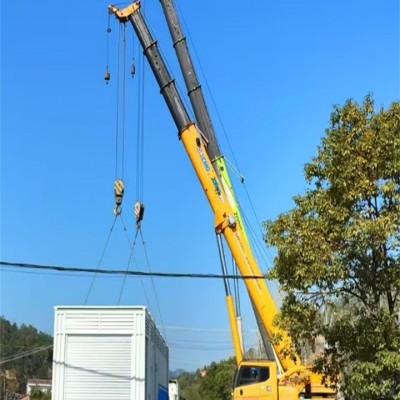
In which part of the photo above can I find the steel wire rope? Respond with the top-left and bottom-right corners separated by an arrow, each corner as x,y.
138,228 -> 168,342
240,206 -> 283,303
105,12 -> 111,80
135,37 -> 145,202
118,215 -> 153,308
174,0 -> 279,302
114,24 -> 122,179
174,1 -> 276,261
115,33 -> 155,314
232,258 -> 241,317
128,13 -> 170,343
84,215 -> 118,304
240,205 -> 271,267
117,226 -> 140,304
121,23 -> 127,179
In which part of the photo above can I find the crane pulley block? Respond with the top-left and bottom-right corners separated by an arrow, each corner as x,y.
134,201 -> 145,229
131,59 -> 136,78
104,68 -> 111,83
113,179 -> 125,215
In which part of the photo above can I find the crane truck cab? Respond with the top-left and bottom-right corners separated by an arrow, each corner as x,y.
233,360 -> 279,399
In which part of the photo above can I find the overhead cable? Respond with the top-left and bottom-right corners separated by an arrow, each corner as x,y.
0,261 -> 268,280
0,345 -> 53,365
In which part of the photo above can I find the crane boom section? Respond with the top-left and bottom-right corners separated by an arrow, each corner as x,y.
180,124 -> 298,372
109,1 -> 299,373
159,0 -> 220,163
109,3 -> 190,132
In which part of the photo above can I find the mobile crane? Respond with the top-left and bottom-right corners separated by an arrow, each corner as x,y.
108,2 -> 336,399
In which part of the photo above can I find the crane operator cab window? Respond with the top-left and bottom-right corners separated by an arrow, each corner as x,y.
233,364 -> 277,399
235,366 -> 270,387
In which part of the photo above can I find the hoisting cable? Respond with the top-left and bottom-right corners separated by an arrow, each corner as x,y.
113,23 -> 128,216
116,32 -> 149,308
84,215 -> 118,304
121,23 -> 127,179
114,23 -> 122,179
135,39 -> 145,203
109,4 -> 167,343
104,12 -> 111,83
232,257 -> 242,316
174,1 -> 275,269
138,227 -> 167,341
130,24 -> 166,341
118,214 -> 153,308
117,226 -> 140,305
88,15 -> 127,302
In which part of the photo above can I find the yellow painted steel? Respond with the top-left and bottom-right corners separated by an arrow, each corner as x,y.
233,360 -> 279,400
108,2 -> 140,22
107,5 -> 336,396
180,123 -> 298,372
216,157 -> 249,244
227,295 -> 243,365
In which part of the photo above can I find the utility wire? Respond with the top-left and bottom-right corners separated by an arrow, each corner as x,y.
0,345 -> 53,366
0,261 -> 268,280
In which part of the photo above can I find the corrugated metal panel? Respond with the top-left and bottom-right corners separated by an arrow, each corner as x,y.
147,314 -> 168,358
64,311 -> 137,334
64,335 -> 132,400
52,306 -> 168,400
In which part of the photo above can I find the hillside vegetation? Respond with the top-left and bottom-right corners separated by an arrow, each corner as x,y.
0,317 -> 53,397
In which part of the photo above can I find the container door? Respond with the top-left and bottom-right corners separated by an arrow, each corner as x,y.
64,334 -> 132,400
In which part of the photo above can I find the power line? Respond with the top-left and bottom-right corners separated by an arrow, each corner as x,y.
0,345 -> 53,365
0,261 -> 267,280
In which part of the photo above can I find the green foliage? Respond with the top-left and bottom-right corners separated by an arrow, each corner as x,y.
265,96 -> 400,399
0,317 -> 53,396
30,387 -> 51,400
178,370 -> 202,400
177,358 -> 236,400
199,358 -> 236,400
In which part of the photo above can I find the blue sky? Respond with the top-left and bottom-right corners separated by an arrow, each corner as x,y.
1,0 -> 399,371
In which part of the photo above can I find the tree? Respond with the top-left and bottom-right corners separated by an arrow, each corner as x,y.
264,95 -> 400,399
30,387 -> 51,400
0,317 -> 53,396
178,370 -> 202,400
199,358 -> 236,400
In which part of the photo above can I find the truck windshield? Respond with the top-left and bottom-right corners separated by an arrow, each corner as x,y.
234,365 -> 270,388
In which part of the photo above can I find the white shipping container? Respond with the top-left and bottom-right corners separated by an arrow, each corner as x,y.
51,306 -> 168,400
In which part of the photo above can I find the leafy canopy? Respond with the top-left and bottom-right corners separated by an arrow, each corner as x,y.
265,95 -> 400,399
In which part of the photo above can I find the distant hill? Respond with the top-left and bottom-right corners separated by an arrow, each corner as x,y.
0,316 -> 53,396
169,368 -> 187,378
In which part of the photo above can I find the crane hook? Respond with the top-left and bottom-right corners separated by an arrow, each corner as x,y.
113,179 -> 125,215
130,58 -> 135,78
134,201 -> 145,229
104,68 -> 111,84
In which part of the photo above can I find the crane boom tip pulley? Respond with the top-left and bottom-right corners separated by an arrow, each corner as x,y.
108,2 -> 140,22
